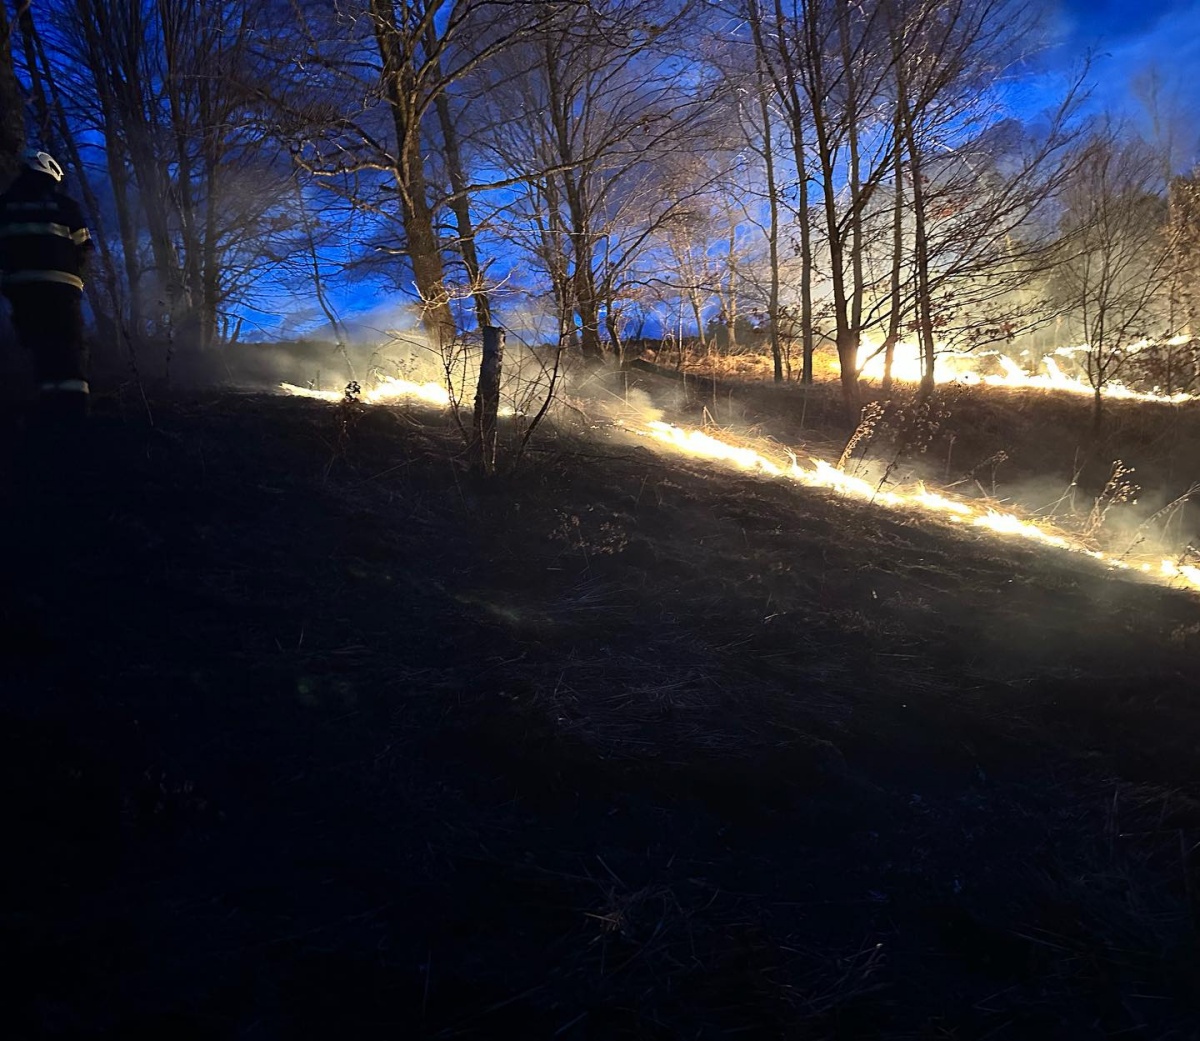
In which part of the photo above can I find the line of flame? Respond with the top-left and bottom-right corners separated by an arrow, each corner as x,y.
279,379 -> 1200,596
635,420 -> 1200,595
281,378 -> 452,407
859,340 -> 1197,404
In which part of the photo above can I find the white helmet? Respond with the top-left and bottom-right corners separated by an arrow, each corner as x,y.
22,148 -> 64,182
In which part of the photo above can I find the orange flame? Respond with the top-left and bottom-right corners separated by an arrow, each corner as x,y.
635,420 -> 1200,595
280,378 -> 451,406
859,339 -> 1197,404
280,380 -> 1200,596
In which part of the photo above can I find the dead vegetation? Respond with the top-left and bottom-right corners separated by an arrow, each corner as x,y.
2,383 -> 1200,1038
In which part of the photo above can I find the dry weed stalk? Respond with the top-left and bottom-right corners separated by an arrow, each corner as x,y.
1084,460 -> 1141,538
1120,483 -> 1200,558
837,400 -> 887,471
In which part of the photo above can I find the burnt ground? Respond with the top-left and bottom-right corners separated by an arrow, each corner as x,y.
2,384 -> 1200,1040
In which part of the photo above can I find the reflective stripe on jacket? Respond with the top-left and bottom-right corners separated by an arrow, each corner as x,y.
0,221 -> 74,239
3,269 -> 85,290
0,177 -> 92,292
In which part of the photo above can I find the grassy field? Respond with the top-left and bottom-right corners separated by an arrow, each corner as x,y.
2,372 -> 1199,1039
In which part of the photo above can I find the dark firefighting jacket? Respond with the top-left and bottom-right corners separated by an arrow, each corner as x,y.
0,172 -> 92,292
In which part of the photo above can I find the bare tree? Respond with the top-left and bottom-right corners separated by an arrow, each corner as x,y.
1055,135 -> 1171,427
744,0 -> 902,414
885,0 -> 1085,392
474,0 -> 713,361
37,0 -> 308,372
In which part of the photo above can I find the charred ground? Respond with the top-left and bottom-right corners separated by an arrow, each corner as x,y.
2,377 -> 1200,1039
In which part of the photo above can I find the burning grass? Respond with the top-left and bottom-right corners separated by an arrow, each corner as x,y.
3,388 -> 1200,1037
282,372 -> 1200,596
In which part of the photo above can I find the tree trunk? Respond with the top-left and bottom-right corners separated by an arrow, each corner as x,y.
161,0 -> 204,354
402,121 -> 455,346
798,146 -> 814,385
839,5 -> 864,340
805,2 -> 858,417
896,53 -> 935,397
836,328 -> 861,414
723,215 -> 739,351
543,32 -> 603,361
753,0 -> 812,382
473,326 -> 504,474
429,24 -> 492,334
18,7 -> 54,146
756,54 -> 784,383
882,102 -> 906,395
604,285 -> 623,360
369,0 -> 454,348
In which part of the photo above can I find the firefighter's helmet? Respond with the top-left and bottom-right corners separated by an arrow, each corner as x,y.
21,148 -> 64,183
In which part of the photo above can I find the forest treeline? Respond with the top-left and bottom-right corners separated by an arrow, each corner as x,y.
1,0 -> 1199,416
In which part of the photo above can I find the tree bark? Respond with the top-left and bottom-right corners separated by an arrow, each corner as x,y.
804,0 -> 859,416
894,43 -> 935,396
369,0 -> 455,348
543,31 -> 603,360
473,325 -> 504,474
756,53 -> 784,383
429,22 -> 492,333
797,140 -> 814,385
882,100 -> 906,395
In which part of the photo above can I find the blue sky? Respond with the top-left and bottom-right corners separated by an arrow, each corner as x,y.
1051,0 -> 1200,152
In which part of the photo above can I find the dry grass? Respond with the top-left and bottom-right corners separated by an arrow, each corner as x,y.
3,386 -> 1200,1037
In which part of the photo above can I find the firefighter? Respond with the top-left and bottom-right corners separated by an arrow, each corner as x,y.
0,148 -> 94,422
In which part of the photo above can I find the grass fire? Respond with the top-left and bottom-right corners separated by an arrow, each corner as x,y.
8,350 -> 1200,1037
6,0 -> 1200,1035
284,370 -> 1200,595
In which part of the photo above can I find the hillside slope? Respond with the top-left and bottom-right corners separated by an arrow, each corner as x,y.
2,391 -> 1199,1039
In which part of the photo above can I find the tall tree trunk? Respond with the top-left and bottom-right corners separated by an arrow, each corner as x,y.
532,177 -> 574,347
896,60 -> 935,396
771,0 -> 814,384
723,214 -> 739,351
429,24 -> 492,333
17,7 -> 54,146
74,0 -> 144,339
839,4 -> 865,341
544,32 -> 602,360
604,277 -> 624,359
369,0 -> 455,348
755,56 -> 783,383
811,92 -> 857,413
882,102 -> 906,395
160,0 -> 204,353
797,139 -> 814,384
803,0 -> 858,416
